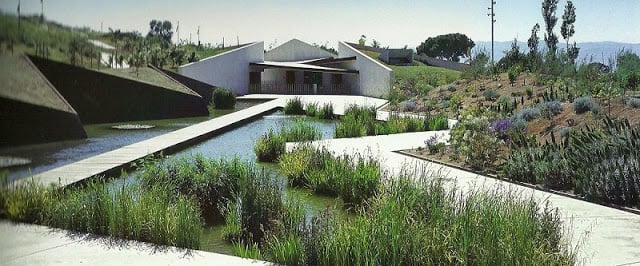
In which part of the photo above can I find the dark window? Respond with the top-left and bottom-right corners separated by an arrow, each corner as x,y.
304,72 -> 322,84
249,72 -> 261,85
286,71 -> 295,85
332,74 -> 342,85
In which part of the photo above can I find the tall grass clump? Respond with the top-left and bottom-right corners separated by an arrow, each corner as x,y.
334,105 -> 377,138
305,102 -> 319,117
212,87 -> 236,109
279,146 -> 381,209
1,176 -> 201,249
137,155 -> 250,222
254,120 -> 322,162
283,97 -> 305,115
302,175 -> 576,265
318,103 -> 335,120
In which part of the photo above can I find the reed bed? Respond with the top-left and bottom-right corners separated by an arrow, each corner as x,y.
279,145 -> 381,209
254,119 -> 322,162
334,105 -> 449,138
1,177 -> 201,249
283,97 -> 305,115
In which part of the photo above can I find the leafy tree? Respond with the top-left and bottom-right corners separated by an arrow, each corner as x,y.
497,38 -> 525,72
148,19 -> 173,43
616,51 -> 640,97
416,33 -> 475,62
464,49 -> 490,80
542,0 -> 560,55
128,49 -> 146,77
169,46 -> 186,67
358,35 -> 366,46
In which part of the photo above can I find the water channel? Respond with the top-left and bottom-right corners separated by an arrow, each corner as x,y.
2,104 -> 345,255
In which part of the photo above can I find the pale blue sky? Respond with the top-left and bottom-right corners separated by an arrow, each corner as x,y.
2,0 -> 638,49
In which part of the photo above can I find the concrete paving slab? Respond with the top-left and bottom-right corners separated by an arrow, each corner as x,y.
0,220 -> 269,266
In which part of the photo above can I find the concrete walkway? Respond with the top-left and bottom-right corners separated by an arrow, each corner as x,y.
298,131 -> 640,266
0,220 -> 268,266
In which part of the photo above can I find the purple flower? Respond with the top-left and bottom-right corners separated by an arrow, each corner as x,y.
491,118 -> 512,140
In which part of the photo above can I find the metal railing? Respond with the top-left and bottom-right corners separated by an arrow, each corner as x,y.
249,82 -> 351,95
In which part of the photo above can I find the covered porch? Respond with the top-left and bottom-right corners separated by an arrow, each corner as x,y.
248,57 -> 359,95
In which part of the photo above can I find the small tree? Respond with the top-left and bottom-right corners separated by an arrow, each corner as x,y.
128,49 -> 146,77
542,0 -> 560,56
358,35 -> 366,46
371,39 -> 380,48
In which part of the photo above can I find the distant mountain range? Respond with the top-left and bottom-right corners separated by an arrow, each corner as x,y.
473,41 -> 640,64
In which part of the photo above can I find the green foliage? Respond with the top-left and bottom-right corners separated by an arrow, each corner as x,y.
279,146 -> 381,210
463,50 -> 490,79
508,66 -> 520,85
616,51 -> 640,92
283,97 -> 305,115
212,87 -> 236,109
416,33 -> 475,62
318,103 -> 335,120
299,175 -> 575,265
254,120 -> 322,162
450,106 -> 501,169
1,178 -> 201,249
147,19 -> 173,43
305,102 -> 319,117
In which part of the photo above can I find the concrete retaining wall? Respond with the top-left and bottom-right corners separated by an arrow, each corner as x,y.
179,42 -> 264,95
29,56 -> 209,124
0,97 -> 86,147
338,42 -> 392,98
154,67 -> 217,103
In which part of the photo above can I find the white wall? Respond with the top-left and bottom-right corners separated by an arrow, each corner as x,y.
338,42 -> 392,98
265,39 -> 335,62
178,42 -> 264,95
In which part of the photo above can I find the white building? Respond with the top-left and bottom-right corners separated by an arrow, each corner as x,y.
178,39 -> 392,98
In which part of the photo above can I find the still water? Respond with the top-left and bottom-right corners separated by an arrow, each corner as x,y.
1,101 -> 260,181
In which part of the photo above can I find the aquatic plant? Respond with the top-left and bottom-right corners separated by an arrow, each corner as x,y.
212,87 -> 236,109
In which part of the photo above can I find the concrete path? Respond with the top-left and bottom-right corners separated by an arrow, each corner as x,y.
0,220 -> 268,266
297,131 -> 640,266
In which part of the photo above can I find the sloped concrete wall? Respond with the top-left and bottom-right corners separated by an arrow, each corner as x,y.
265,39 -> 335,62
338,42 -> 392,98
29,56 -> 209,124
155,67 -> 217,103
0,97 -> 86,147
179,42 -> 264,95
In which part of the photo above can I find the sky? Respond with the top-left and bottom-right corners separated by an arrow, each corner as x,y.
1,0 -> 639,50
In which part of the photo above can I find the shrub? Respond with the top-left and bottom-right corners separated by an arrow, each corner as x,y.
538,100 -> 564,118
424,134 -> 445,154
426,114 -> 449,130
627,98 -> 640,108
212,87 -> 236,109
483,89 -> 500,101
514,107 -> 541,122
283,97 -> 305,115
490,118 -> 512,140
334,105 -> 376,138
526,86 -> 534,98
573,96 -> 595,114
450,107 -> 501,169
403,100 -> 417,112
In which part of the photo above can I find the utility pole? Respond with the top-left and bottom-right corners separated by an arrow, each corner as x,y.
487,1 -> 496,66
197,26 -> 200,47
176,21 -> 180,45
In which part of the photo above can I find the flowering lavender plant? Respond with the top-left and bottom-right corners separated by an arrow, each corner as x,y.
424,134 -> 445,154
492,118 -> 517,141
